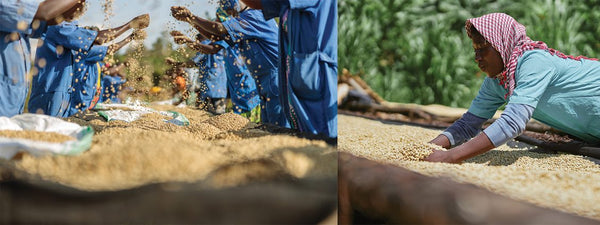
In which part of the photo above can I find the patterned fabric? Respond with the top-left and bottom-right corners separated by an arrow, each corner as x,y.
216,7 -> 230,22
466,13 -> 598,99
218,0 -> 239,11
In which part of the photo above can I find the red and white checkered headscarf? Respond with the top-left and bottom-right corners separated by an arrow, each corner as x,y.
466,13 -> 598,99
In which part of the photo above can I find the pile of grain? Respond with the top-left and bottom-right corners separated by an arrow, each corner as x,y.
338,114 -> 600,220
338,115 -> 444,161
0,130 -> 75,143
130,112 -> 180,132
3,106 -> 336,191
206,112 -> 250,131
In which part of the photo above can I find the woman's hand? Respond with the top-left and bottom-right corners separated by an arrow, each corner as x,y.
173,36 -> 193,45
170,30 -> 185,37
171,6 -> 193,22
423,149 -> 458,163
130,14 -> 150,30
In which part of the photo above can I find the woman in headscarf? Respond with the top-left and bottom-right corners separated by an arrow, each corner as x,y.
425,13 -> 600,163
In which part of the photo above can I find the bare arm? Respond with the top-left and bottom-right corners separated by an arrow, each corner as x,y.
165,57 -> 197,69
425,104 -> 534,163
240,0 -> 263,9
106,34 -> 133,55
424,132 -> 495,163
188,42 -> 223,54
171,6 -> 228,41
429,134 -> 451,149
95,14 -> 149,45
172,35 -> 223,54
34,0 -> 81,21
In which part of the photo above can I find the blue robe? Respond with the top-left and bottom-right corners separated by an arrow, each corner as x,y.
262,0 -> 338,137
28,21 -> 98,117
0,0 -> 41,117
221,9 -> 288,127
101,74 -> 126,104
69,45 -> 107,115
192,39 -> 228,100
214,40 -> 260,114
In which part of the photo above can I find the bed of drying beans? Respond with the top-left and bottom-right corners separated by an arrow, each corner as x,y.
339,114 -> 600,221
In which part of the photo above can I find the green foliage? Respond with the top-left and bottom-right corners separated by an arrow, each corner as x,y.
339,0 -> 600,108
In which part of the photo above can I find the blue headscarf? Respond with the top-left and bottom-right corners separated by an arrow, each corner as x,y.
216,7 -> 230,22
219,0 -> 239,12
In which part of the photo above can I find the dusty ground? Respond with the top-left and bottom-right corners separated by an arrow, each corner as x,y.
339,114 -> 600,221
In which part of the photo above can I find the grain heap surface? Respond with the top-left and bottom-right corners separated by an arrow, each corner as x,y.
206,112 -> 250,131
1,106 -> 336,191
0,130 -> 75,143
338,115 -> 445,162
338,114 -> 600,220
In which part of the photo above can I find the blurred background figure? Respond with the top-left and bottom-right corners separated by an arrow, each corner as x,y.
101,62 -> 128,104
171,0 -> 288,127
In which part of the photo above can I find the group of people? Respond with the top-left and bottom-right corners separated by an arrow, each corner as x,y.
1,0 -> 338,138
167,0 -> 338,138
2,1 -> 599,162
1,0 -> 147,119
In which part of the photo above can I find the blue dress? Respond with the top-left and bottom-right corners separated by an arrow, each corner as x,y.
28,21 -> 98,117
221,9 -> 289,127
69,45 -> 107,115
192,39 -> 228,100
214,40 -> 260,114
261,0 -> 338,137
0,0 -> 41,117
101,74 -> 126,104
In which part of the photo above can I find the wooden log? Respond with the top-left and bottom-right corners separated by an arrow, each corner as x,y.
0,177 -> 336,224
338,153 -> 599,224
349,75 -> 386,104
345,101 -> 433,121
346,77 -> 369,97
515,134 -> 600,160
338,83 -> 350,105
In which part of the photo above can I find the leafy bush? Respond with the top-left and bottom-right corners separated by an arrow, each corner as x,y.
339,0 -> 600,108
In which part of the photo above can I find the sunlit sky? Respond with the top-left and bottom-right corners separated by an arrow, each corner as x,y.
79,0 -> 218,50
